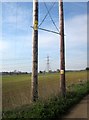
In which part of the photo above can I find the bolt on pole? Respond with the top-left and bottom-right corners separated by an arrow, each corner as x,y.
31,0 -> 38,102
59,0 -> 66,97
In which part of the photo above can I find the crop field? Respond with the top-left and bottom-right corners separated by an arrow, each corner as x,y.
2,71 -> 87,111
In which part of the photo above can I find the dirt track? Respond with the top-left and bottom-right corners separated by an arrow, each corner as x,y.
63,95 -> 89,119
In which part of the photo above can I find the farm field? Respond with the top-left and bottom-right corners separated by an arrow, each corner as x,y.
2,71 -> 87,111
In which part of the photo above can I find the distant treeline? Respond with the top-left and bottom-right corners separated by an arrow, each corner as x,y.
0,71 -> 29,75
0,68 -> 88,75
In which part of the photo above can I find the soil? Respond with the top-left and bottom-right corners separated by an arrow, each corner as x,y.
63,95 -> 89,119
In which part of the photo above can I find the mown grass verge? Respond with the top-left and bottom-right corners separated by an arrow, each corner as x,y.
2,81 -> 89,120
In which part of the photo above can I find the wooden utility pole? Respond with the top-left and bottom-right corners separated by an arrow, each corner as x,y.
31,0 -> 38,102
59,0 -> 66,97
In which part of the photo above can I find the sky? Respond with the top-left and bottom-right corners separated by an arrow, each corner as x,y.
0,2 -> 87,72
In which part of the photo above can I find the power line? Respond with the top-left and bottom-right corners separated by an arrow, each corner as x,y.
2,66 -> 31,69
38,1 -> 56,27
1,58 -> 32,61
2,62 -> 32,65
43,1 -> 59,32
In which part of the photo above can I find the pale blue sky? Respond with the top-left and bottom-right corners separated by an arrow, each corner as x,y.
0,2 -> 87,72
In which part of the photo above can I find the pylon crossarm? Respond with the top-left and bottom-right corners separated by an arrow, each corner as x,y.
31,26 -> 60,35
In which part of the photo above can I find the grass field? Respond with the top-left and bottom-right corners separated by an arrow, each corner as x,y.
2,71 -> 87,111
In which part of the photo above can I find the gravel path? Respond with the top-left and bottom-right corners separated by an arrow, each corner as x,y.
63,95 -> 89,119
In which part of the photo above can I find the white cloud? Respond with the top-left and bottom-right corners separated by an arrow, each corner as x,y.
1,0 -> 88,2
65,14 -> 87,57
2,35 -> 32,50
1,2 -> 87,71
65,14 -> 87,69
38,14 -> 87,51
0,40 -> 9,52
37,14 -> 87,70
2,2 -> 32,31
65,14 -> 87,43
36,14 -> 87,70
38,32 -> 59,48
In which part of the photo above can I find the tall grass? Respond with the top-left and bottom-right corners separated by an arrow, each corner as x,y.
2,71 -> 87,110
2,81 -> 89,119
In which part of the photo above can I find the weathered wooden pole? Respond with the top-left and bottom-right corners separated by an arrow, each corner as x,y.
31,0 -> 38,102
59,0 -> 66,97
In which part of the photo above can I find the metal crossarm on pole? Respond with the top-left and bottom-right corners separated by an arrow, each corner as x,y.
31,26 -> 60,35
38,27 -> 60,35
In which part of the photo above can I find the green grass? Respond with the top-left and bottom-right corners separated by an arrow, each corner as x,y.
2,71 -> 87,110
2,81 -> 89,119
